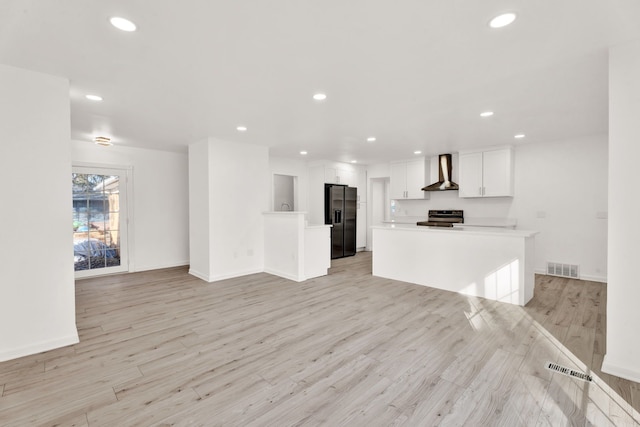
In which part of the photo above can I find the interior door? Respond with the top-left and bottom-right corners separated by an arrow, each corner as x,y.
72,166 -> 129,277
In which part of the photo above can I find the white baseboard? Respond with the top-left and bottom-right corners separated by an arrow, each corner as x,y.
210,268 -> 264,282
188,268 -> 210,282
579,274 -> 607,283
0,332 -> 79,362
602,354 -> 640,383
264,268 -> 303,282
189,268 -> 265,283
534,269 -> 607,283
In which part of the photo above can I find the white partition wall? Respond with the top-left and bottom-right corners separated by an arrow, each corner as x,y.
0,64 -> 78,361
603,40 -> 640,383
263,212 -> 330,281
188,138 -> 269,282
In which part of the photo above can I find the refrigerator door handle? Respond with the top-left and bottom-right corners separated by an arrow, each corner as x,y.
334,209 -> 342,224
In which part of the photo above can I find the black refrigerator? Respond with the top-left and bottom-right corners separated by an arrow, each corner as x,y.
325,184 -> 357,259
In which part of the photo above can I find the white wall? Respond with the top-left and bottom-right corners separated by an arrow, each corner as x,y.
71,141 -> 190,272
511,136 -> 608,282
603,40 -> 640,383
375,135 -> 608,282
188,141 -> 212,280
0,64 -> 78,361
263,213 -> 304,281
189,138 -> 269,282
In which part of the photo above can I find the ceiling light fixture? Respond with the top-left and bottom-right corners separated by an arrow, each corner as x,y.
514,134 -> 526,139
480,111 -> 494,117
85,94 -> 103,101
367,137 -> 376,142
236,126 -> 247,132
300,151 -> 308,155
110,17 -> 137,32
489,13 -> 517,29
313,93 -> 327,101
351,160 -> 357,164
94,136 -> 112,147
414,150 -> 422,155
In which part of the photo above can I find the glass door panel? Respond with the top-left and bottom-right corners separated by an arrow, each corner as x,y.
72,167 -> 128,277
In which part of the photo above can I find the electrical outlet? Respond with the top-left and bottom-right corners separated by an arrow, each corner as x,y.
536,211 -> 546,219
596,211 -> 608,219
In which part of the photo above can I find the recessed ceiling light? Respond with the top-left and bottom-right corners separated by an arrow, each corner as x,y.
414,150 -> 422,155
85,94 -> 103,101
236,126 -> 247,132
480,111 -> 494,117
110,17 -> 137,32
514,134 -> 526,139
300,151 -> 308,155
367,137 -> 376,142
351,160 -> 357,163
313,93 -> 327,101
94,136 -> 112,147
489,13 -> 517,29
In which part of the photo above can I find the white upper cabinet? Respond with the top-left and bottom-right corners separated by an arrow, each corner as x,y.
458,152 -> 484,197
390,162 -> 408,199
458,147 -> 513,198
390,158 -> 428,200
325,167 -> 356,187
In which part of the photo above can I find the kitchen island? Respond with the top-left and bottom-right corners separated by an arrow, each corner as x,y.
372,224 -> 538,306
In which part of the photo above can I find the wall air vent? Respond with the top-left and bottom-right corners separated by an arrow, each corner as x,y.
546,361 -> 594,382
546,262 -> 579,279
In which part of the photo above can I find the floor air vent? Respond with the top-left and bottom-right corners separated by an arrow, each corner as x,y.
546,262 -> 579,279
546,361 -> 593,382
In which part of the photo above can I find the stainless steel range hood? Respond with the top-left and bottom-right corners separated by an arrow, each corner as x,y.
421,154 -> 459,191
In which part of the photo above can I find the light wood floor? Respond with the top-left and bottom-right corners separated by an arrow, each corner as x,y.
1,252 -> 639,426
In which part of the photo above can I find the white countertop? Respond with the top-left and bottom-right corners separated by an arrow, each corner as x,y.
262,211 -> 306,215
372,223 -> 538,238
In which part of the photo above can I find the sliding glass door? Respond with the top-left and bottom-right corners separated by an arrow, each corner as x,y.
72,166 -> 129,277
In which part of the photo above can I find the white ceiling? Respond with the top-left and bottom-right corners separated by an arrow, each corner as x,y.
2,1 -> 640,164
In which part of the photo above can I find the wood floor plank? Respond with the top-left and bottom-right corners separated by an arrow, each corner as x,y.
439,348 -> 525,425
0,253 -> 638,426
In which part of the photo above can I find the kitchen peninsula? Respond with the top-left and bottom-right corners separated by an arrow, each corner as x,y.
372,224 -> 538,306
263,211 -> 331,282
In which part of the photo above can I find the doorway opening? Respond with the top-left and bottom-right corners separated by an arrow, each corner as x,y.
72,166 -> 130,278
368,177 -> 390,251
273,174 -> 297,211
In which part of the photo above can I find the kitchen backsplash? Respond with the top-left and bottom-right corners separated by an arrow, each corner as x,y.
391,191 -> 513,220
